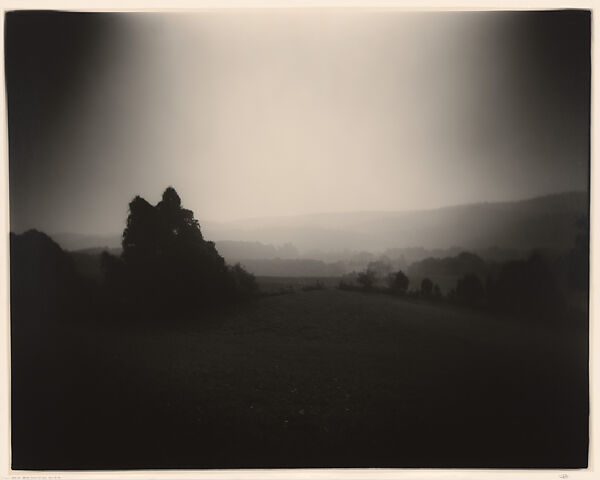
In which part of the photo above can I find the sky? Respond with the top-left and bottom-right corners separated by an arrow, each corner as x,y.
6,9 -> 590,235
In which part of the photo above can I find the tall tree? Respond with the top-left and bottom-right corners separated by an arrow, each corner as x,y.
104,187 -> 256,312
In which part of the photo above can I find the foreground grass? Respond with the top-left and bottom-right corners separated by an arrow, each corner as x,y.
11,288 -> 588,469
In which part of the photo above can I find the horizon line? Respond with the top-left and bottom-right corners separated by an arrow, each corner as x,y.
26,188 -> 589,238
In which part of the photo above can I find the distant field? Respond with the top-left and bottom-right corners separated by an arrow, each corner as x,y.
11,286 -> 588,469
255,276 -> 340,294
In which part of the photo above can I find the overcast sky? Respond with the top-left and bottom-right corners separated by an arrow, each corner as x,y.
6,9 -> 590,235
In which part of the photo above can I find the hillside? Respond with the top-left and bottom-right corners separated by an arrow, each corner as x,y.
204,191 -> 587,251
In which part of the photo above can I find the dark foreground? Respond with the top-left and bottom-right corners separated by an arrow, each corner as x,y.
11,288 -> 588,469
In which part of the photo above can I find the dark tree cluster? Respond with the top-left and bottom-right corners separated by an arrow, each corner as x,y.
440,250 -> 582,325
452,217 -> 588,323
10,187 -> 258,328
485,252 -> 566,319
339,216 -> 588,327
10,230 -> 93,329
101,187 -> 257,313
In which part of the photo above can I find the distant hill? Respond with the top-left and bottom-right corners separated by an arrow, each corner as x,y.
202,191 -> 588,252
51,233 -> 122,252
51,191 -> 588,254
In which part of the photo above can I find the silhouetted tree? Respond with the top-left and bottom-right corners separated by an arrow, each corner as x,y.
433,283 -> 442,299
421,278 -> 433,297
387,270 -> 409,295
103,187 -> 257,313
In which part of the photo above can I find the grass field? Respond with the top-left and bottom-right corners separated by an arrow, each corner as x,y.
11,284 -> 588,469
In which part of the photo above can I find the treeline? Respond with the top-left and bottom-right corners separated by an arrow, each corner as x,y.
212,243 -> 526,278
10,188 -> 258,327
339,220 -> 589,325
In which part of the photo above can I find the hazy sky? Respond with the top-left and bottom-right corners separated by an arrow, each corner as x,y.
6,9 -> 590,235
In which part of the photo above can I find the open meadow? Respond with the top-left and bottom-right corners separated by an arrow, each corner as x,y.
11,282 -> 588,469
